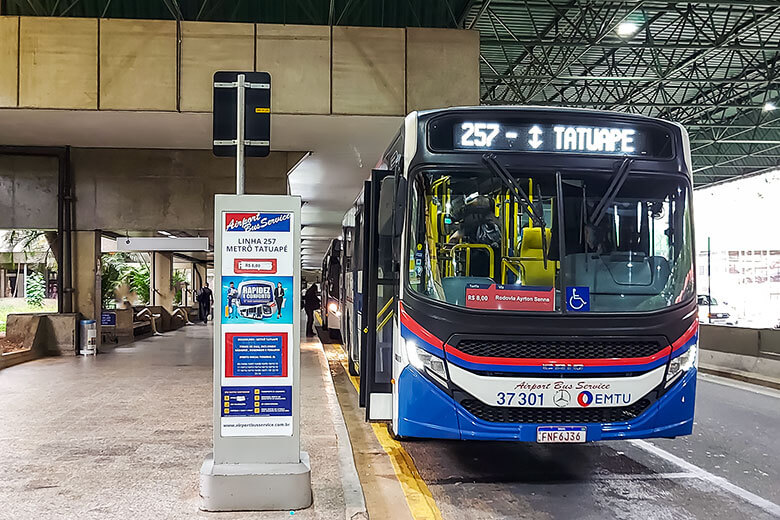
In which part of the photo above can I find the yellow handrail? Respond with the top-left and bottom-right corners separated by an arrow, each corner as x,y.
501,258 -> 522,284
451,243 -> 494,278
377,296 -> 394,321
377,310 -> 394,332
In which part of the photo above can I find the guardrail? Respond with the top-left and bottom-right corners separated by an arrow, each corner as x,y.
700,324 -> 780,359
699,323 -> 780,388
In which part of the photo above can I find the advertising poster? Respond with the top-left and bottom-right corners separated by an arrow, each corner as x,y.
221,276 -> 295,325
220,211 -> 295,437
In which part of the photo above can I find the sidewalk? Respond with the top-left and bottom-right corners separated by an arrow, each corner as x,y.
0,321 -> 365,519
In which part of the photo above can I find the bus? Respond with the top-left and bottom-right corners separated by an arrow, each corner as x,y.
340,106 -> 698,443
321,238 -> 342,339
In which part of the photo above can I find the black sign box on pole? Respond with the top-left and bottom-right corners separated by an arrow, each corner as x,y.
212,71 -> 271,158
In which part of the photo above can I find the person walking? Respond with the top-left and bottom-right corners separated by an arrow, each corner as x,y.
198,283 -> 214,324
274,282 -> 285,319
303,283 -> 320,337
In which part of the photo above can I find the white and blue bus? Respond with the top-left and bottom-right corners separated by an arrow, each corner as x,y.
320,238 -> 342,339
341,106 -> 698,443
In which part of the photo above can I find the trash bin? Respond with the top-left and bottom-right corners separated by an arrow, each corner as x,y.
80,319 -> 97,356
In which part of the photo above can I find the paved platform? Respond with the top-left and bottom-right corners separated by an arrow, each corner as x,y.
0,322 -> 363,520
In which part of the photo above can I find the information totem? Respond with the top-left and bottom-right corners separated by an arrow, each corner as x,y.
200,194 -> 311,511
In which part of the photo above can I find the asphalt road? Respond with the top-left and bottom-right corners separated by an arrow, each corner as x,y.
399,373 -> 780,520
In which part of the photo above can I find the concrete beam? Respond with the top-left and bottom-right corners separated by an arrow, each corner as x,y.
70,148 -> 304,232
0,17 -> 478,116
0,153 -> 58,229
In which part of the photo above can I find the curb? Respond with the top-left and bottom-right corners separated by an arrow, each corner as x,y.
699,366 -> 780,391
314,342 -> 369,520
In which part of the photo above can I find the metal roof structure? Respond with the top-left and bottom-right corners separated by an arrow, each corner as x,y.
3,0 -> 779,186
465,0 -> 780,187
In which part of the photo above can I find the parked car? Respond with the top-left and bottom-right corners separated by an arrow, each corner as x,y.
697,295 -> 738,326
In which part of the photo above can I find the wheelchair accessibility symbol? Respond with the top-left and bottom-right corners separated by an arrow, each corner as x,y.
566,287 -> 590,312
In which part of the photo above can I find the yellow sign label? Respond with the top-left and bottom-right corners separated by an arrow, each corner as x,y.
255,107 -> 270,113
224,408 -> 229,414
254,407 -> 260,414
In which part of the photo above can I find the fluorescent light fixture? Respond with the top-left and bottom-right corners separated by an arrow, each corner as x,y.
763,102 -> 777,112
158,230 -> 172,236
616,21 -> 638,37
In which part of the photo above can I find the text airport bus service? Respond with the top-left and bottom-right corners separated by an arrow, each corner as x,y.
339,106 -> 698,443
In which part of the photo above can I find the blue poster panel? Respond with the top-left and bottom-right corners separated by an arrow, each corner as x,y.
221,386 -> 292,417
225,332 -> 287,377
221,276 -> 294,325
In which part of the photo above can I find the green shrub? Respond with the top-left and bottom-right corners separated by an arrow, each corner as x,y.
124,264 -> 150,305
172,269 -> 188,305
25,271 -> 46,307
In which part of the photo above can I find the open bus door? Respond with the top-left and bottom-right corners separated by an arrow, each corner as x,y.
359,169 -> 398,421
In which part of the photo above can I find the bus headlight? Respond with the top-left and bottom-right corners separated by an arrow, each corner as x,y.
405,340 -> 447,381
666,344 -> 698,387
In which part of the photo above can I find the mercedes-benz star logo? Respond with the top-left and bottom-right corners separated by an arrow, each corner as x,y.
553,390 -> 571,408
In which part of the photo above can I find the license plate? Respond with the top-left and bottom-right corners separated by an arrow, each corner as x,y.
536,426 -> 587,443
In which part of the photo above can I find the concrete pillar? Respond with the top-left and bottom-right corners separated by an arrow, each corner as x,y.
72,231 -> 100,319
72,230 -> 101,347
151,252 -> 174,313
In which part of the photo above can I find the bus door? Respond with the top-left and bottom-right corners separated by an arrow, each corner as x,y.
361,169 -> 397,421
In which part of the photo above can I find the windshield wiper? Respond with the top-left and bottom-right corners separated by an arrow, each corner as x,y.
482,153 -> 548,268
589,158 -> 634,227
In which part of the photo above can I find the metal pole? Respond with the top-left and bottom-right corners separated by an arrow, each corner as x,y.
236,73 -> 246,195
707,236 -> 712,324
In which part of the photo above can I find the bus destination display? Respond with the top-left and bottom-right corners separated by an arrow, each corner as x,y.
453,121 -> 648,155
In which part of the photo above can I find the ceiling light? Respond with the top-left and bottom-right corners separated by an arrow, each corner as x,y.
616,21 -> 638,37
158,230 -> 172,236
763,102 -> 776,112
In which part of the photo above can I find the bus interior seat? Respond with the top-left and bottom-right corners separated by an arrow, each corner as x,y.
518,227 -> 555,286
442,276 -> 495,306
563,252 -> 671,309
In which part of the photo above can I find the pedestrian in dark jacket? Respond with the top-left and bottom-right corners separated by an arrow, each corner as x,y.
197,283 -> 214,324
303,284 -> 320,337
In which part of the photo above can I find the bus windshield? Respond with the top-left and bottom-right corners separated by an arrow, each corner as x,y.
407,168 -> 694,313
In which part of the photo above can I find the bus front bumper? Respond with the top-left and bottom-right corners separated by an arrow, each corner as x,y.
395,365 -> 697,441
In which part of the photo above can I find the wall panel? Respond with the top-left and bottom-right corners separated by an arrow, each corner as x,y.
332,26 -> 405,116
0,17 -> 19,107
257,24 -> 330,114
19,17 -> 98,109
100,19 -> 176,111
406,27 -> 479,112
180,21 -> 254,112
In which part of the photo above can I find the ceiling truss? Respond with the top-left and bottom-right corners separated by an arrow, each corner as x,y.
466,0 -> 780,186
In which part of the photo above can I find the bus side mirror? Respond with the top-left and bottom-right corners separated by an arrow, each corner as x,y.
394,177 -> 407,237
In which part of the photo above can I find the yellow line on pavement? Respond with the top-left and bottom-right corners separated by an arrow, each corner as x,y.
330,343 -> 443,520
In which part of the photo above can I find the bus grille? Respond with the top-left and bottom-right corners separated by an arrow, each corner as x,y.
459,398 -> 651,424
453,338 -> 662,360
